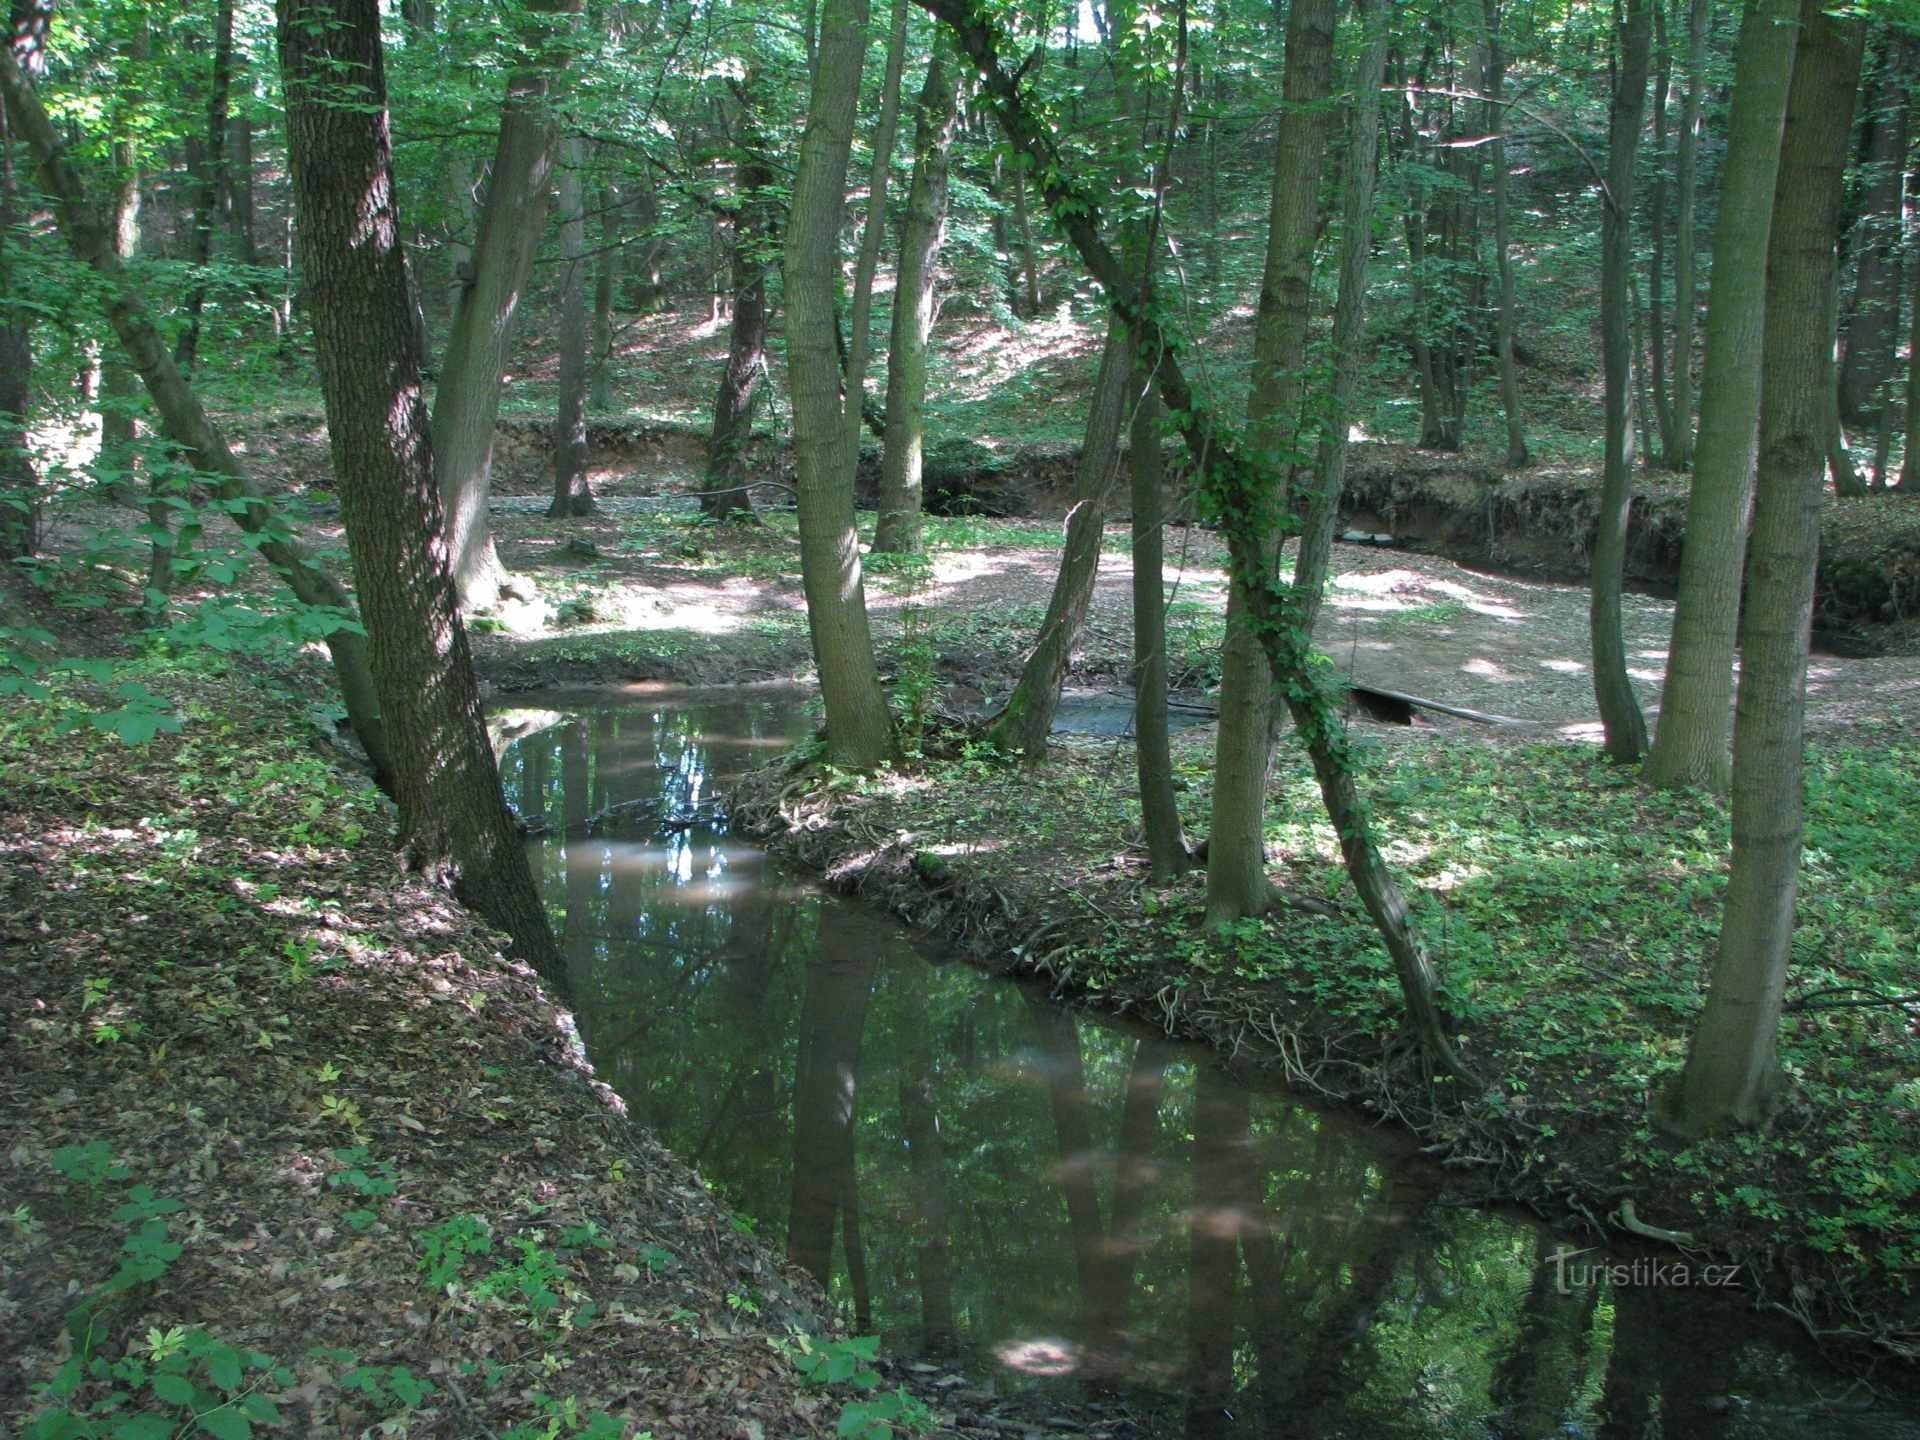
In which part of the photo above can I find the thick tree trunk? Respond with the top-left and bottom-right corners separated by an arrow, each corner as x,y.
982,319 -> 1129,757
784,0 -> 897,770
1664,1 -> 1862,1138
1837,36 -> 1910,429
547,135 -> 594,518
276,0 -> 562,984
173,0 -> 233,376
1669,0 -> 1707,468
1204,0 -> 1335,927
1591,0 -> 1652,763
0,42 -> 394,788
1903,230 -> 1920,490
1484,0 -> 1529,469
435,0 -> 579,610
872,37 -> 960,554
703,132 -> 774,523
1644,0 -> 1800,794
226,96 -> 257,268
843,0 -> 910,469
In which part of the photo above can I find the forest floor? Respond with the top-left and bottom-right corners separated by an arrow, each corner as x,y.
0,653 -> 1144,1438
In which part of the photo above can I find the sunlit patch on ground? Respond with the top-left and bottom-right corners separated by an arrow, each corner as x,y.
994,1336 -> 1080,1378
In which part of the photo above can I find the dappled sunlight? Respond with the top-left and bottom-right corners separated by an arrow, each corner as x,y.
1324,569 -> 1529,621
1462,657 -> 1516,682
1540,657 -> 1588,674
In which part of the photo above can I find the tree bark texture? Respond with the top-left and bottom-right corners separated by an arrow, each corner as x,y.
590,174 -> 619,411
1667,1 -> 1861,1137
277,0 -> 562,983
784,0 -> 897,769
548,134 -> 594,518
434,0 -> 579,610
983,317 -> 1128,758
1205,0 -> 1335,927
1644,0 -> 1800,794
873,36 -> 960,554
842,0 -> 910,470
0,42 -> 394,787
1130,342 -> 1189,881
1590,0 -> 1652,763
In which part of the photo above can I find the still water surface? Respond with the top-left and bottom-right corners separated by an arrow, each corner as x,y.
497,687 -> 1917,1439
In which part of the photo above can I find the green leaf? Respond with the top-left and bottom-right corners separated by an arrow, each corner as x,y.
149,1372 -> 198,1406
194,1408 -> 252,1440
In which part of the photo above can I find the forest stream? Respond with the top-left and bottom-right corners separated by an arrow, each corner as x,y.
495,687 -> 1920,1440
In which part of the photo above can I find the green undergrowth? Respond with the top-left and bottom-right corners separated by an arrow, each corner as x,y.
788,723 -> 1920,1347
0,662 -> 926,1438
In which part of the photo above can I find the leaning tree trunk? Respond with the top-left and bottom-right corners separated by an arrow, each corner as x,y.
702,131 -> 775,522
0,42 -> 394,789
174,0 -> 233,376
1204,0 -> 1335,927
918,0 -> 1483,1086
784,0 -> 897,770
872,36 -> 961,554
1668,0 -> 1707,469
1590,0 -> 1652,764
1644,0 -> 1800,795
1483,0 -> 1529,469
1664,0 -> 1862,1138
548,134 -> 594,518
435,0 -> 580,610
983,318 -> 1129,758
277,0 -> 563,985
842,0 -> 910,469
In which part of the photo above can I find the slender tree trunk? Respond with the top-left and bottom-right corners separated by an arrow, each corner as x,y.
173,0 -> 234,375
1184,1063 -> 1246,1440
435,0 -> 580,610
1484,0 -> 1530,468
1664,1 -> 1862,1138
0,42 -> 394,789
1668,0 -> 1707,468
1293,0 -> 1389,636
1644,0 -> 1801,794
590,174 -> 619,411
1837,36 -> 1909,428
843,0 -> 910,469
226,94 -> 257,268
1130,345 -> 1189,880
1647,0 -> 1673,464
0,93 -> 34,562
787,937 -> 877,1287
1903,221 -> 1920,490
547,136 -> 594,518
1591,0 -> 1653,763
983,319 -> 1129,757
784,0 -> 897,770
1205,0 -> 1335,927
1014,165 -> 1040,316
873,36 -> 960,554
703,131 -> 774,523
100,21 -> 144,509
277,0 -> 562,982
921,0 -> 1482,1084
443,154 -> 476,318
